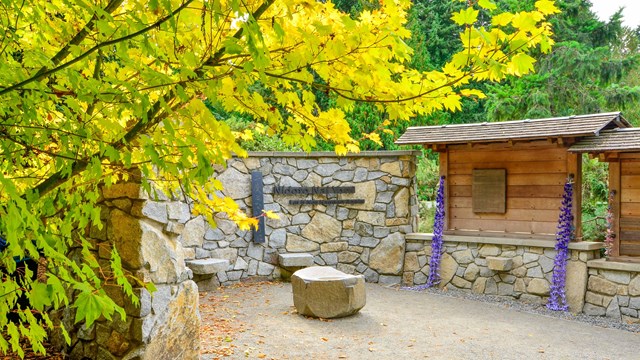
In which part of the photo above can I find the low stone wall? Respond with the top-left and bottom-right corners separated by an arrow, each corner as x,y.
584,259 -> 640,323
144,151 -> 419,288
404,234 -> 602,312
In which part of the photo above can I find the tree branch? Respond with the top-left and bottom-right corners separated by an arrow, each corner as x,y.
46,0 -> 124,70
31,0 -> 278,198
0,0 -> 194,96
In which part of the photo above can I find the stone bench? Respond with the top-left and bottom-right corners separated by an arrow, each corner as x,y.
186,258 -> 229,291
278,253 -> 314,280
291,266 -> 366,319
186,258 -> 229,275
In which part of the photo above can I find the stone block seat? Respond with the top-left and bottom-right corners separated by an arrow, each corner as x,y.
278,253 -> 314,280
186,258 -> 229,275
291,266 -> 366,319
185,258 -> 229,291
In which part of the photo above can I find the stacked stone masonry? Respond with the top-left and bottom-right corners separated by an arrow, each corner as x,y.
60,178 -> 201,360
404,236 -> 600,313
152,151 -> 419,288
584,260 -> 640,324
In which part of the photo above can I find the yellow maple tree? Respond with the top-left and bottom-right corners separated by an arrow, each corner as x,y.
0,0 -> 558,354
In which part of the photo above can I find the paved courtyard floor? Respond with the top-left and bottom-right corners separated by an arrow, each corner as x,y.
199,282 -> 639,360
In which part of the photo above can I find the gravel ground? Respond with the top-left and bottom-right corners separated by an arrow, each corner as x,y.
200,281 -> 640,360
405,285 -> 640,334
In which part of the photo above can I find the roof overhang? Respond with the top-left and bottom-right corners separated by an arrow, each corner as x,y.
395,112 -> 631,147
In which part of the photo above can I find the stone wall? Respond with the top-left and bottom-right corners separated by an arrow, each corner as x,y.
61,179 -> 200,360
404,234 -> 602,312
152,151 -> 419,287
584,259 -> 640,323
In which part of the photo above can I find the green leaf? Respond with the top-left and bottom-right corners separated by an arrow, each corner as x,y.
29,283 -> 53,312
73,291 -> 112,327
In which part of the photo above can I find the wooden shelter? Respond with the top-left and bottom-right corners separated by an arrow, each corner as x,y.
396,112 -> 632,240
570,128 -> 640,260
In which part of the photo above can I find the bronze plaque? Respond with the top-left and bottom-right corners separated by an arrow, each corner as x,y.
472,169 -> 506,213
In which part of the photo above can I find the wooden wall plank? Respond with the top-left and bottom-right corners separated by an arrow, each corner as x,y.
620,243 -> 640,256
621,189 -> 640,203
452,208 -> 560,222
620,160 -> 640,175
619,231 -> 640,242
621,175 -> 640,189
449,148 -> 566,163
620,217 -> 640,229
450,197 -> 561,210
449,173 -> 565,186
451,185 -> 564,199
621,203 -> 640,216
507,185 -> 565,198
448,161 -> 567,175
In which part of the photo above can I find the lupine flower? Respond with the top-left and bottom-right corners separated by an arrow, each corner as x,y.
402,175 -> 445,291
546,178 -> 573,311
425,175 -> 446,288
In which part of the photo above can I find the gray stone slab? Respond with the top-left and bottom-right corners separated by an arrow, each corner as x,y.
185,258 -> 229,275
279,253 -> 314,267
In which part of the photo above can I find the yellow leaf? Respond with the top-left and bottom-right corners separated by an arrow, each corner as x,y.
335,144 -> 347,156
512,11 -> 543,31
460,89 -> 486,99
262,210 -> 280,220
535,0 -> 560,15
442,94 -> 462,111
508,53 -> 536,76
478,0 -> 497,11
491,13 -> 513,27
451,8 -> 479,26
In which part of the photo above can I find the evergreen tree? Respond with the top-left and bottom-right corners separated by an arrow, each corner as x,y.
485,0 -> 640,123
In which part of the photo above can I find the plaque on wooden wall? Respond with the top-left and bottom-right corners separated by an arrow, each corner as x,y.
472,169 -> 506,213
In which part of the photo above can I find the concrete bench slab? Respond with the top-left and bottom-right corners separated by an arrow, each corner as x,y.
291,266 -> 366,319
186,258 -> 229,275
279,253 -> 314,268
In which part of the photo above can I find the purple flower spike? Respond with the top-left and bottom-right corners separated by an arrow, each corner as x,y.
402,175 -> 445,292
425,175 -> 446,288
546,178 -> 573,311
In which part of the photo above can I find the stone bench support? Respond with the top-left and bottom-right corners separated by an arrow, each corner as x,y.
186,258 -> 230,291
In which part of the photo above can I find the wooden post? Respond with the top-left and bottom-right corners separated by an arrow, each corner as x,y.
567,152 -> 583,240
610,159 -> 621,257
439,151 -> 450,231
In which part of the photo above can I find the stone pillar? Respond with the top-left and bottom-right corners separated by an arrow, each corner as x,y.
63,179 -> 200,359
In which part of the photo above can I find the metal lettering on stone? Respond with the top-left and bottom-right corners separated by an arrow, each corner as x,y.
251,171 -> 265,243
273,186 -> 364,205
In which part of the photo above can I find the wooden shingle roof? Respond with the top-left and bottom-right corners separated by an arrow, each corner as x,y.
569,128 -> 640,153
395,112 -> 631,146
